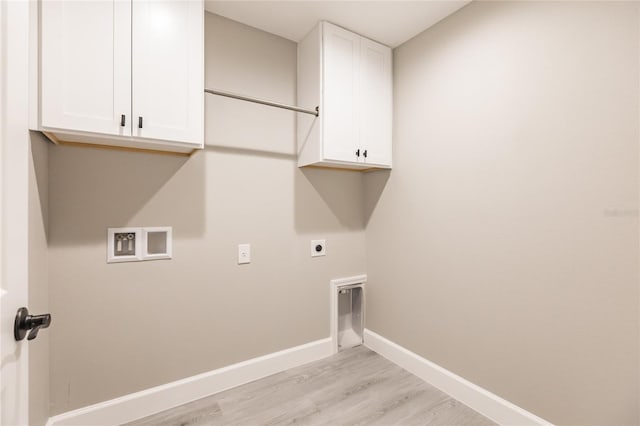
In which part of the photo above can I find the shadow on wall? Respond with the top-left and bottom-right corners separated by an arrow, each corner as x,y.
205,139 -> 368,234
48,144 -> 206,246
363,169 -> 391,226
205,93 -> 368,234
31,132 -> 50,239
295,167 -> 366,233
205,90 -> 297,156
204,144 -> 296,162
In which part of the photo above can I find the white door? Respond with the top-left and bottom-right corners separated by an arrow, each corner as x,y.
1,1 -> 31,424
359,37 -> 392,167
40,0 -> 131,137
322,22 -> 360,163
132,0 -> 203,145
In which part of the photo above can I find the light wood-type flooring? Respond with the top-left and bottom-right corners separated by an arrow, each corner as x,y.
124,346 -> 496,426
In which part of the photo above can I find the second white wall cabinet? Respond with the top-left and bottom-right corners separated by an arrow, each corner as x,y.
40,0 -> 204,154
297,22 -> 392,170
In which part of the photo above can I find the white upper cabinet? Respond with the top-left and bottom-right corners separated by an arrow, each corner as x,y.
297,22 -> 392,170
41,0 -> 131,137
132,0 -> 203,145
322,24 -> 360,164
39,0 -> 204,154
359,38 -> 392,167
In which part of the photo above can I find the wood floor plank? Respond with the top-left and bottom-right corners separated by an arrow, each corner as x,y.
123,398 -> 222,426
123,346 -> 496,426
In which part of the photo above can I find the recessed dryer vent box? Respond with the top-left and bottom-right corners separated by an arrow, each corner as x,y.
330,275 -> 366,354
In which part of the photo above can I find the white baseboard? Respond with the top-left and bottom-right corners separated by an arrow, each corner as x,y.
363,329 -> 552,426
45,329 -> 551,426
47,338 -> 333,426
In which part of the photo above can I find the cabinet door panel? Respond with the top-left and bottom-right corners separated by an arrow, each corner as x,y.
41,0 -> 131,136
360,38 -> 392,167
322,23 -> 359,163
132,0 -> 203,145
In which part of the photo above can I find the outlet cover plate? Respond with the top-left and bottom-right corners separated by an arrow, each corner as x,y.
311,239 -> 326,257
238,243 -> 251,264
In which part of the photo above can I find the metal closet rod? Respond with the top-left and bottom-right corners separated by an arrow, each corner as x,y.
205,88 -> 319,117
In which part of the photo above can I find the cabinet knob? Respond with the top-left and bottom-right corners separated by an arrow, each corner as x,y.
120,114 -> 126,127
356,149 -> 360,158
138,117 -> 143,129
363,150 -> 368,158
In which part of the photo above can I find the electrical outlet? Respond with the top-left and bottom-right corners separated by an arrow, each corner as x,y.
311,239 -> 326,257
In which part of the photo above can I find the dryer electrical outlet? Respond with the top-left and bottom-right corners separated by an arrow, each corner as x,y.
311,239 -> 326,257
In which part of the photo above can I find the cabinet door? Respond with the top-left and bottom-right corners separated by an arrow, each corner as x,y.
132,0 -> 203,145
322,22 -> 360,163
359,38 -> 392,167
41,0 -> 131,136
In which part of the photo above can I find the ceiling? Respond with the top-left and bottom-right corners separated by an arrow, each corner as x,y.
204,1 -> 470,48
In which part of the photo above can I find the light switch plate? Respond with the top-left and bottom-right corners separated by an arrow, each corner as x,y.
311,239 -> 326,257
238,243 -> 251,264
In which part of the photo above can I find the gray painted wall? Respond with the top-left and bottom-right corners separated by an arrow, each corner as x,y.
45,4 -> 640,423
48,13 -> 366,414
29,132 -> 50,425
365,2 -> 639,424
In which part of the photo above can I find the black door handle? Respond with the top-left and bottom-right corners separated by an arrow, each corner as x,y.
356,149 -> 360,158
14,307 -> 51,341
363,150 -> 368,158
120,114 -> 126,127
138,116 -> 143,129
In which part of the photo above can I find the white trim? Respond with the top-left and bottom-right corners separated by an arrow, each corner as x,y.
2,1 -> 33,424
47,338 -> 332,426
44,312 -> 550,426
28,0 -> 39,130
329,275 -> 366,353
329,274 -> 367,288
363,329 -> 552,426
